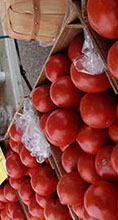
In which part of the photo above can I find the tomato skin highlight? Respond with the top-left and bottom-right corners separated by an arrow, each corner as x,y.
68,36 -> 84,61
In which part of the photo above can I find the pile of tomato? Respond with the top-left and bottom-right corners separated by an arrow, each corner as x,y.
87,0 -> 118,80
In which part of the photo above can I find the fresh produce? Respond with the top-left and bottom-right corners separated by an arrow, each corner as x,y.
109,121 -> 118,143
5,149 -> 15,160
107,41 -> 118,80
9,123 -> 22,143
9,177 -> 27,191
39,112 -> 51,135
3,183 -> 18,202
0,184 -> 8,203
71,63 -> 110,93
72,201 -> 84,219
87,0 -> 118,39
35,193 -> 55,209
19,179 -> 34,202
84,209 -> 98,220
111,145 -> 118,174
9,139 -> 20,154
28,196 -> 44,219
68,35 -> 84,61
28,213 -> 43,220
80,92 -> 116,129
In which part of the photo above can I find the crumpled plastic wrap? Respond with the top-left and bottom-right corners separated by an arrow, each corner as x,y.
16,98 -> 51,163
73,32 -> 106,75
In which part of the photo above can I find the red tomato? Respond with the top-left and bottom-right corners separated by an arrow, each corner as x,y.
31,165 -> 58,196
111,145 -> 118,174
61,142 -> 83,173
0,184 -> 8,203
19,145 -> 38,168
0,209 -> 11,220
32,85 -> 56,113
78,153 -> 101,183
0,202 -> 6,210
3,183 -> 18,202
28,213 -> 43,220
6,152 -> 28,178
84,181 -> 118,220
70,63 -> 110,93
109,121 -> 118,143
76,124 -> 109,155
107,41 -> 118,80
95,145 -> 118,181
68,35 -> 84,61
28,197 -> 44,219
40,112 -> 51,135
7,202 -> 21,218
12,207 -> 27,220
72,200 -> 84,219
5,149 -> 15,160
57,171 -> 88,205
87,0 -> 118,39
80,93 -> 116,129
44,198 -> 71,220
9,139 -> 20,153
45,54 -> 70,82
19,179 -> 34,202
84,209 -> 98,220
23,200 -> 30,206
50,76 -> 83,108
35,193 -> 55,209
46,109 -> 80,147
9,176 -> 27,190
9,123 -> 22,143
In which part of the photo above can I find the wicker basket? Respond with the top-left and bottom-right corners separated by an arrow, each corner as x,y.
0,0 -> 69,42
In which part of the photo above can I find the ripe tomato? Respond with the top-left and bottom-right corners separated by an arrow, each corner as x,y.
9,176 -> 27,190
46,109 -> 80,147
9,123 -> 22,143
12,207 -> 27,220
5,149 -> 15,160
0,202 -> 6,210
6,152 -> 28,178
7,202 -> 21,218
45,54 -> 70,82
70,63 -> 110,93
68,35 -> 84,61
19,145 -> 38,168
44,198 -> 71,220
32,85 -> 56,113
9,139 -> 20,153
40,112 -> 51,135
109,121 -> 118,143
0,184 -> 8,203
57,171 -> 88,206
28,213 -> 43,220
84,181 -> 118,220
35,193 -> 55,209
0,209 -> 11,220
19,179 -> 34,202
87,0 -> 118,39
107,41 -> 118,80
61,142 -> 83,173
3,183 -> 18,202
28,197 -> 44,219
72,200 -> 84,219
50,76 -> 83,108
80,93 -> 116,129
95,145 -> 118,181
76,124 -> 109,155
84,209 -> 98,220
31,165 -> 58,196
78,153 -> 101,183
111,145 -> 118,174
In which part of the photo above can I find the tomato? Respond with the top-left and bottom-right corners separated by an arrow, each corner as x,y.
0,184 -> 8,203
31,165 -> 58,196
9,139 -> 20,153
76,124 -> 109,155
46,109 -> 80,147
50,76 -> 83,108
0,202 -> 6,210
80,93 -> 116,129
3,183 -> 18,202
45,54 -> 70,82
68,35 -> 84,61
28,196 -> 44,219
6,152 -> 28,178
28,213 -> 43,220
61,142 -> 83,173
12,207 -> 27,220
5,149 -> 15,160
107,41 -> 118,80
44,198 -> 71,220
0,209 -> 11,220
32,85 -> 56,113
19,145 -> 38,168
111,144 -> 118,174
57,171 -> 88,205
23,200 -> 30,206
35,193 -> 55,209
109,121 -> 118,143
72,200 -> 84,219
70,63 -> 110,93
9,123 -> 22,143
7,202 -> 21,218
84,209 -> 98,220
9,176 -> 27,190
78,153 -> 101,183
87,0 -> 118,39
84,181 -> 118,220
19,179 -> 34,202
40,112 -> 51,135
95,145 -> 118,181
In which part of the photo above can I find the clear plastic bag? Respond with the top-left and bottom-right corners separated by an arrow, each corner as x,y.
16,98 -> 51,163
73,32 -> 106,75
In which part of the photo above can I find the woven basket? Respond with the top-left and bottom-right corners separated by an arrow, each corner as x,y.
0,0 -> 68,42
